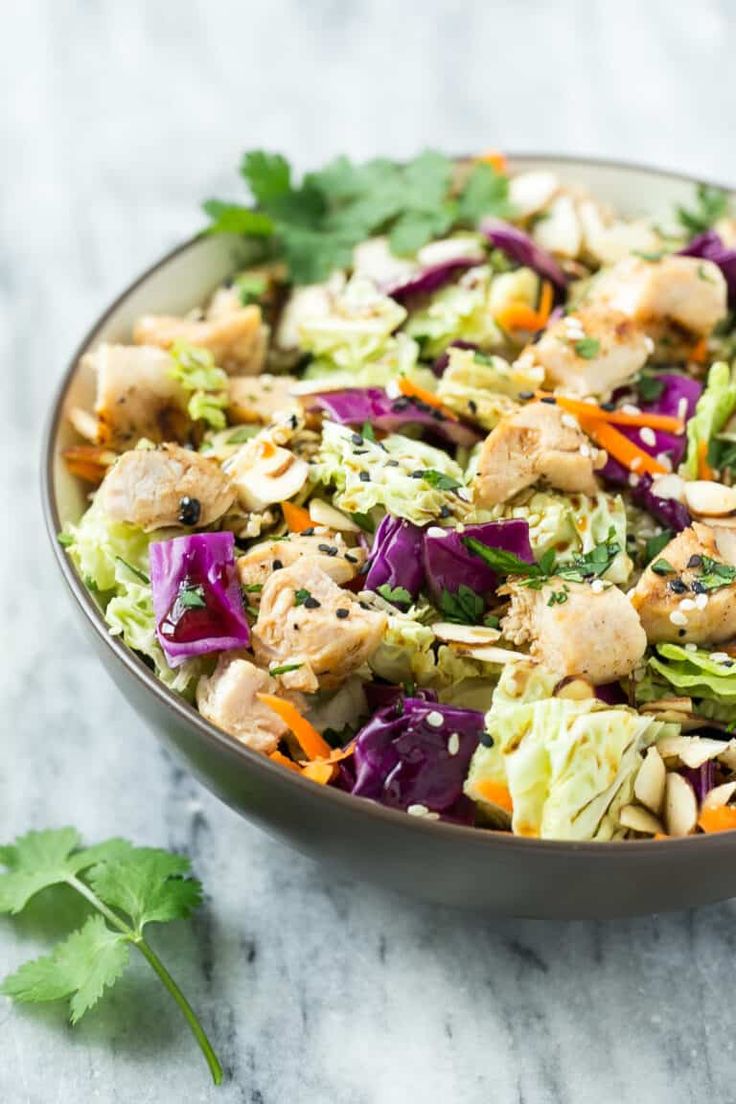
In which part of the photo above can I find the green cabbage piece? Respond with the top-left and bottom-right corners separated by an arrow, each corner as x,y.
637,643 -> 736,729
67,500 -> 208,697
403,266 -> 507,357
465,661 -> 677,840
169,340 -> 229,430
436,347 -> 544,430
315,420 -> 469,524
683,360 -> 736,477
477,489 -> 632,585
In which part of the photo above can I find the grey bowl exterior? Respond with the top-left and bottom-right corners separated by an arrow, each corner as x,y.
43,156 -> 736,918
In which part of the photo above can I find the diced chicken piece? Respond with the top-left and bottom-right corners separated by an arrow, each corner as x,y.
252,561 -> 387,692
589,255 -> 727,338
228,374 -> 300,425
630,523 -> 736,644
99,443 -> 234,531
532,194 -> 582,258
237,532 -> 365,595
516,307 -> 649,398
473,401 -> 602,506
502,579 -> 647,684
75,344 -> 189,448
196,655 -> 301,754
133,305 -> 267,375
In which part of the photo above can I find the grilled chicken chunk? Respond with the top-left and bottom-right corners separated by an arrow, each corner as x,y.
473,401 -> 602,507
630,523 -> 736,644
228,374 -> 300,425
589,255 -> 727,338
237,532 -> 365,596
196,655 -> 301,754
99,443 -> 234,531
133,305 -> 267,375
516,307 -> 649,398
502,579 -> 647,683
74,344 -> 189,448
252,561 -> 387,692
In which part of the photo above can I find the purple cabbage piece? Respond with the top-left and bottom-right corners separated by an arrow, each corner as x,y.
433,340 -> 479,378
364,683 -> 438,713
423,519 -> 533,599
149,531 -> 250,667
594,682 -> 627,705
631,474 -> 691,532
679,231 -> 736,303
682,762 -> 717,804
308,388 -> 480,447
364,514 -> 425,603
385,259 -> 479,303
351,697 -> 484,822
480,219 -> 567,288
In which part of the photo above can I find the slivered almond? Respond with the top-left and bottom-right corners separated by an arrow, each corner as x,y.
634,746 -> 666,814
619,805 -> 663,835
702,781 -> 736,811
308,498 -> 361,532
640,696 -> 693,715
664,773 -> 698,837
450,644 -> 530,664
650,474 -> 686,503
432,623 -> 502,646
714,527 -> 736,563
553,676 -> 595,701
684,480 -> 736,518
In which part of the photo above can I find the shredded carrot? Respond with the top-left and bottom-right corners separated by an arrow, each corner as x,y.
256,694 -> 333,760
697,440 -> 714,480
268,749 -> 301,773
537,393 -> 684,434
536,281 -> 554,326
259,439 -> 277,459
281,500 -> 313,533
474,779 -> 513,813
653,833 -> 669,841
301,761 -> 336,785
63,445 -> 116,485
580,417 -> 668,476
688,337 -> 708,364
698,806 -> 736,833
397,376 -> 459,420
495,302 -> 545,333
478,150 -> 508,174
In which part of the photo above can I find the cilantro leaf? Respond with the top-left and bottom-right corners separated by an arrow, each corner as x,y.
416,469 -> 463,491
376,583 -> 413,607
456,161 -> 512,225
677,184 -> 728,236
269,662 -> 305,677
1,915 -> 130,1024
178,585 -> 207,610
294,587 -> 312,607
462,539 -> 543,578
644,529 -> 673,563
439,585 -> 486,624
0,829 -> 129,915
201,199 -> 274,237
651,558 -> 675,576
574,337 -> 601,359
87,849 -> 202,932
694,555 -> 736,591
556,532 -> 620,582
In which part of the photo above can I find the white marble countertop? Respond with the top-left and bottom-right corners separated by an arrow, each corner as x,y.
3,1 -> 736,1100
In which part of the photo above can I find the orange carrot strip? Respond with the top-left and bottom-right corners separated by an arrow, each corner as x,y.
478,150 -> 508,174
580,417 -> 668,476
697,440 -> 715,480
63,445 -> 117,485
301,761 -> 337,785
256,694 -> 332,760
268,749 -> 301,773
536,393 -> 684,434
653,833 -> 669,841
474,779 -> 514,813
495,302 -> 545,333
281,500 -> 313,533
259,439 -> 277,459
689,337 -> 708,364
536,281 -> 554,326
397,376 -> 459,420
698,806 -> 736,833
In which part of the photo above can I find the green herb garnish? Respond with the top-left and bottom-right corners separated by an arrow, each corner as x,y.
676,183 -> 728,236
695,555 -> 736,591
556,533 -> 621,582
115,556 -> 150,585
269,662 -> 304,676
376,584 -> 413,607
644,529 -> 674,563
361,421 -> 376,442
235,272 -> 267,305
57,532 -> 75,548
651,558 -> 675,576
178,584 -> 206,609
637,373 -> 666,403
418,469 -> 463,491
243,582 -> 263,593
227,425 -> 260,445
438,585 -> 486,625
0,828 -> 222,1084
546,587 -> 569,606
294,588 -> 313,606
574,337 -> 601,359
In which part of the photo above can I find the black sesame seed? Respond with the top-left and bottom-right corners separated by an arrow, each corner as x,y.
479,731 -> 494,747
318,543 -> 338,556
289,413 -> 298,428
301,527 -> 315,536
358,471 -> 370,482
518,390 -> 534,401
687,554 -> 704,569
691,580 -> 707,594
600,401 -> 616,412
351,433 -> 364,445
177,496 -> 201,526
304,596 -> 321,609
386,459 -> 400,467
411,470 -> 424,479
540,396 -> 557,405
468,400 -> 478,414
669,578 -> 689,594
724,660 -> 734,668
272,559 -> 283,570
336,608 -> 349,619
439,504 -> 451,519
345,552 -> 358,563
678,628 -> 686,637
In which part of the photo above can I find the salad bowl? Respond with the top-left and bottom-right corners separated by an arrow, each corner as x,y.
43,155 -> 736,918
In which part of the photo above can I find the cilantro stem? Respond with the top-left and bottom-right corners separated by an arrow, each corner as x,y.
65,873 -> 223,1085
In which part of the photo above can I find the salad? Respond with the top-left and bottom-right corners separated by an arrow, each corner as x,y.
60,150 -> 736,841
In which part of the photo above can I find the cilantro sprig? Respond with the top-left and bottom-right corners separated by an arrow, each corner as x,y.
676,183 -> 728,237
462,530 -> 620,589
376,583 -> 413,607
204,150 -> 511,284
438,585 -> 486,624
0,829 -> 222,1084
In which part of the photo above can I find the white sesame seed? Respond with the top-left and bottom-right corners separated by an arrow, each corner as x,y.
709,652 -> 730,663
579,443 -> 591,458
630,456 -> 642,471
669,610 -> 688,626
644,336 -> 655,354
640,427 -> 657,448
685,642 -> 698,652
679,598 -> 696,611
406,803 -> 440,820
561,413 -> 579,430
628,472 -> 641,487
426,710 -> 444,728
622,404 -> 641,415
583,396 -> 598,405
677,398 -> 689,421
447,732 -> 460,756
591,579 -> 605,593
656,453 -> 673,472
694,592 -> 709,610
385,379 -> 402,399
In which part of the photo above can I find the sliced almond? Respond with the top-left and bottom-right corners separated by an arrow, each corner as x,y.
702,781 -> 736,811
68,405 -> 101,444
533,194 -> 582,258
509,171 -> 560,218
718,739 -> 736,770
640,696 -> 692,715
450,644 -> 530,664
714,527 -> 736,564
676,736 -> 730,769
553,676 -> 595,701
619,804 -> 663,835
308,498 -> 361,532
634,746 -> 666,814
684,480 -> 736,518
649,474 -> 686,503
664,773 -> 698,837
432,623 -> 501,646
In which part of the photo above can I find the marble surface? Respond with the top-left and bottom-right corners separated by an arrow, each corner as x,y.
3,1 -> 736,1100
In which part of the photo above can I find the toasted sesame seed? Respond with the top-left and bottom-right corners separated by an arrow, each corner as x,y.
709,651 -> 730,663
669,610 -> 688,626
679,598 -> 696,611
630,456 -> 642,471
644,336 -> 655,354
426,710 -> 444,728
628,472 -> 641,488
407,803 -> 440,820
622,403 -> 641,415
561,413 -> 579,430
677,397 -> 689,421
685,642 -> 698,652
694,592 -> 709,610
640,427 -> 657,448
447,733 -> 460,756
590,579 -> 605,593
579,443 -> 591,458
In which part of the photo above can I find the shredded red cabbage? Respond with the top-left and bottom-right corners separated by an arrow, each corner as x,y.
480,219 -> 567,288
308,388 -> 480,447
364,514 -> 425,604
385,258 -> 479,303
423,519 -> 533,599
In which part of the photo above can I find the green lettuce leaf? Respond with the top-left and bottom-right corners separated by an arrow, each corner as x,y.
684,361 -> 736,478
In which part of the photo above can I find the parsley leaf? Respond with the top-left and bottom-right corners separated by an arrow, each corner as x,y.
438,585 -> 486,624
455,161 -> 512,225
417,469 -> 463,491
178,585 -> 206,610
677,184 -> 728,236
0,828 -> 222,1084
651,558 -> 675,576
376,583 -> 413,607
574,337 -> 601,359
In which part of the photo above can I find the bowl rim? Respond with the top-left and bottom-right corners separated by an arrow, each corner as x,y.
42,151 -> 736,858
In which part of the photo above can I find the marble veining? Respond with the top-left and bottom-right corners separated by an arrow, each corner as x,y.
3,1 -> 736,1100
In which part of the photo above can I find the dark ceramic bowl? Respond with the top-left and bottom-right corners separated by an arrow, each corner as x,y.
43,155 -> 736,918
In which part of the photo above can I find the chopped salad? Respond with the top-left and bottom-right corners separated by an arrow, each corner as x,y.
60,151 -> 736,841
